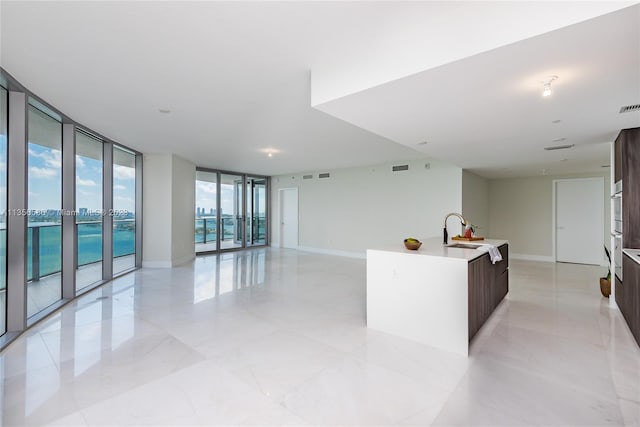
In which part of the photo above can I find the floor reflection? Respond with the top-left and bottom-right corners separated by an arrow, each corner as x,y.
193,249 -> 266,303
0,250 -> 638,426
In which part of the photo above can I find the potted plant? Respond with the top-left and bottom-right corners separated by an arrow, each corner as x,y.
600,245 -> 612,298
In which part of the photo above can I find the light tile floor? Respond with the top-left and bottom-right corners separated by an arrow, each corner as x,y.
24,255 -> 137,318
0,248 -> 638,426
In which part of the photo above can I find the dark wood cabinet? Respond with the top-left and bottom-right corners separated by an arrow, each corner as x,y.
617,127 -> 640,249
616,127 -> 640,348
621,254 -> 640,346
615,131 -> 624,183
468,244 -> 509,342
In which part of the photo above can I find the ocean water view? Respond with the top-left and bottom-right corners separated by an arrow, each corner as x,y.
0,220 -> 135,289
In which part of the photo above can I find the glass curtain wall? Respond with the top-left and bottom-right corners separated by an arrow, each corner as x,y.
27,105 -> 63,318
75,131 -> 103,291
195,171 -> 218,252
113,146 -> 136,274
220,173 -> 244,250
0,87 -> 7,335
195,169 -> 268,254
246,177 -> 266,246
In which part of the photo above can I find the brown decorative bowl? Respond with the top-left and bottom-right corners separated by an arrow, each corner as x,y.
404,238 -> 422,250
600,277 -> 611,298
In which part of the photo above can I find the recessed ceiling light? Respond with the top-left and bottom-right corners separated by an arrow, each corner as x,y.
417,141 -> 429,146
552,119 -> 562,124
261,148 -> 280,157
552,137 -> 567,142
158,108 -> 171,114
541,75 -> 558,97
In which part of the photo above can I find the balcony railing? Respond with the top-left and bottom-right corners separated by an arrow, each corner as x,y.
19,219 -> 136,282
195,216 -> 266,245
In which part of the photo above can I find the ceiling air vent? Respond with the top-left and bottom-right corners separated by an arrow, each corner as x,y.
319,173 -> 330,179
392,165 -> 409,172
303,174 -> 313,180
544,144 -> 574,151
619,104 -> 640,113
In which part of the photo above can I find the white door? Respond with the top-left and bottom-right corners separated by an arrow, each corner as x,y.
555,178 -> 604,265
279,188 -> 298,248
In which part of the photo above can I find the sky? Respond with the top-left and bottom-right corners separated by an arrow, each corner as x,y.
27,143 -> 136,213
195,180 -> 235,216
195,178 -> 266,218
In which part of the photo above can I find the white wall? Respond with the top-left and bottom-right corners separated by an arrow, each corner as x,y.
462,170 -> 490,237
143,153 -> 196,267
171,155 -> 196,266
271,159 -> 463,256
488,171 -> 611,261
142,154 -> 173,265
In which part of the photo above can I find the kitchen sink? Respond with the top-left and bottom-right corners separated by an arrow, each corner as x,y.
447,243 -> 483,249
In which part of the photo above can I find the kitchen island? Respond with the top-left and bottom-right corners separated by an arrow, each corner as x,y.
366,237 -> 509,356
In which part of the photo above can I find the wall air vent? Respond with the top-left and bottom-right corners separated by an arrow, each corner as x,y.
392,165 -> 409,172
544,144 -> 575,151
303,174 -> 313,180
319,173 -> 330,179
619,104 -> 640,113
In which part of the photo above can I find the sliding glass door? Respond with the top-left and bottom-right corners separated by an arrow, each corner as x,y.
247,177 -> 266,246
195,171 -> 218,252
195,169 -> 268,253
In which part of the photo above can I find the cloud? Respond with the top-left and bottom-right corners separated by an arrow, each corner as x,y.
29,148 -> 61,168
76,176 -> 97,187
30,166 -> 57,178
114,184 -> 127,191
75,155 -> 85,168
197,181 -> 217,194
0,161 -> 5,172
114,196 -> 134,203
114,165 -> 135,180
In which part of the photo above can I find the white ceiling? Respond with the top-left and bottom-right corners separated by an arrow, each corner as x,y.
1,1 -> 638,178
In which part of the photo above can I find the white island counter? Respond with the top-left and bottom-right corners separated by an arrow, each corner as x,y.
366,237 -> 509,356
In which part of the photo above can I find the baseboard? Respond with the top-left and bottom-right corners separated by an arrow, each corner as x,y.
172,253 -> 195,267
297,246 -> 366,260
510,253 -> 555,262
142,253 -> 195,269
142,260 -> 173,268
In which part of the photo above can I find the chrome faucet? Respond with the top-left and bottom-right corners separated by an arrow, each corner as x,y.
443,212 -> 467,245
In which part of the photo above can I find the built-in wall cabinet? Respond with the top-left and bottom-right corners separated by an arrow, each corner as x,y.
0,68 -> 142,350
614,127 -> 640,347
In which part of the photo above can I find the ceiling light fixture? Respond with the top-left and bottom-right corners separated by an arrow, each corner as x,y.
268,152 -> 273,158
541,76 -> 558,97
158,108 -> 171,114
552,137 -> 567,142
417,141 -> 429,146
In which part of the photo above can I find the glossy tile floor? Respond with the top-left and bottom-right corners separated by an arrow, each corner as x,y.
1,248 -> 639,426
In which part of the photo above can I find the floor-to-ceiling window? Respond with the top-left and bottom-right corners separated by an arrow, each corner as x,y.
75,130 -> 103,291
0,86 -> 7,335
220,173 -> 244,250
246,176 -> 266,246
0,69 -> 142,349
113,146 -> 136,274
195,171 -> 218,252
195,169 -> 268,254
27,104 -> 62,318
